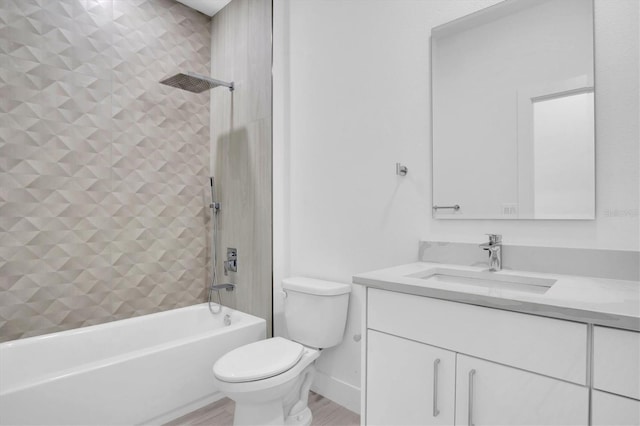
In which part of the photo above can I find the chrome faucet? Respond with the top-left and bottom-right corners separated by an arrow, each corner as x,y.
479,234 -> 502,271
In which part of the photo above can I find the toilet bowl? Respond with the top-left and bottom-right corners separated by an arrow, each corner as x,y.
213,337 -> 320,425
212,277 -> 351,426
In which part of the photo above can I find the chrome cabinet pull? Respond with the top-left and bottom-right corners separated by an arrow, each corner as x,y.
468,369 -> 476,426
433,358 -> 440,417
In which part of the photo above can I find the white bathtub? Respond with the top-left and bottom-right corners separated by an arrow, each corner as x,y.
0,304 -> 265,425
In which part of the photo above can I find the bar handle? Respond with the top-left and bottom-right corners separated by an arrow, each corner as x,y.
433,358 -> 441,417
468,369 -> 476,426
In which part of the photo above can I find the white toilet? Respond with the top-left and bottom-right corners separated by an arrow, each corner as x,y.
212,277 -> 351,426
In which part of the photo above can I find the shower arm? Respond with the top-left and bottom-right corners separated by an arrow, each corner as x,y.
198,74 -> 234,92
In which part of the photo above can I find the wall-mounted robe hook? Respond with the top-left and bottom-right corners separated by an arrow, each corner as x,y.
396,163 -> 408,176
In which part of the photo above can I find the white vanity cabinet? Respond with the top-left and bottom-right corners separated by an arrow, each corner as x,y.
366,330 -> 455,426
364,288 -> 590,425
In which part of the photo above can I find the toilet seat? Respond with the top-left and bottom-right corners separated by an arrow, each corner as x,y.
212,341 -> 320,396
214,337 -> 304,383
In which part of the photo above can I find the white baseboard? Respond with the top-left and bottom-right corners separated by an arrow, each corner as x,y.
311,370 -> 361,414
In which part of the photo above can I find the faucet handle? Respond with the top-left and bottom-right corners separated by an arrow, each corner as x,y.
485,233 -> 502,244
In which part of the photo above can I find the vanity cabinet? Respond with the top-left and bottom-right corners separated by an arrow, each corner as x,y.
366,330 -> 455,426
364,288 -> 590,425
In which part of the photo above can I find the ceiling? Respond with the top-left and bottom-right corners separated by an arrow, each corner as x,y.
176,0 -> 232,16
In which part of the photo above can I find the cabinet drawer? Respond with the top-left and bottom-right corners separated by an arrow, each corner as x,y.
367,288 -> 587,384
593,326 -> 640,399
592,390 -> 640,426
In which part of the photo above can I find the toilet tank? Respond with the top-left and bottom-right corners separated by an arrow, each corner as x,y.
282,277 -> 351,349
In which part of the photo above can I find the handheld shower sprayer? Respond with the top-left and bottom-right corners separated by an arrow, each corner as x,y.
210,177 -> 220,213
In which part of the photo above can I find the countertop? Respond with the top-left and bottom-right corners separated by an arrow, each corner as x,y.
353,262 -> 640,331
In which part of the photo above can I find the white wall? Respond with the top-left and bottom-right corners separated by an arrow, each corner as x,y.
273,0 -> 639,412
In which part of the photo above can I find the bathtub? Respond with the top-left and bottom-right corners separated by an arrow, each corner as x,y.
0,304 -> 265,425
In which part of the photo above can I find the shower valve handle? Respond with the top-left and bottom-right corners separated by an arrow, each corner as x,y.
224,248 -> 238,275
224,259 -> 237,275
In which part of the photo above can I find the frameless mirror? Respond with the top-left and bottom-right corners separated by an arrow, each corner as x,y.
431,0 -> 595,219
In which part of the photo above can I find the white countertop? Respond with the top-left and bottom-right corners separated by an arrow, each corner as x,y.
353,262 -> 640,331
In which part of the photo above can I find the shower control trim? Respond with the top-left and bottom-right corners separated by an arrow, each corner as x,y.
224,248 -> 238,275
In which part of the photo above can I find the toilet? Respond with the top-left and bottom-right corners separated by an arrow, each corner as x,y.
212,277 -> 351,426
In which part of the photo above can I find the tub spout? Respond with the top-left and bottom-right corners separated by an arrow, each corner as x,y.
211,283 -> 235,292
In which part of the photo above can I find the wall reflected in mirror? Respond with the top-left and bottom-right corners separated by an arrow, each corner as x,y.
431,0 -> 595,219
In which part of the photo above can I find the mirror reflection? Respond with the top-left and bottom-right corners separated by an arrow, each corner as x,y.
431,0 -> 595,219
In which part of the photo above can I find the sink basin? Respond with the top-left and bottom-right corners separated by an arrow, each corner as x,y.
410,268 -> 556,294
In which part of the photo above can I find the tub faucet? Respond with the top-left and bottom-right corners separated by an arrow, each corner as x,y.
479,234 -> 502,271
211,283 -> 235,292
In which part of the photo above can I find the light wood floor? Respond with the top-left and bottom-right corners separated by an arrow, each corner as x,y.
165,392 -> 360,426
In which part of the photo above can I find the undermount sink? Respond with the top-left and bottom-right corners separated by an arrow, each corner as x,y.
410,268 -> 556,295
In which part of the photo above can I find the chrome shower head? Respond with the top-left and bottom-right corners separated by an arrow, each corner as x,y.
159,72 -> 234,93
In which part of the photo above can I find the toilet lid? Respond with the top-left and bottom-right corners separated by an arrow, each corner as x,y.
213,337 -> 304,383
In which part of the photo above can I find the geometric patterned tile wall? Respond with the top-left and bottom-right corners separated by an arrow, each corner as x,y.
0,0 -> 211,342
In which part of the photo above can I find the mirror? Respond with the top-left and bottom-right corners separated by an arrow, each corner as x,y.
431,0 -> 595,219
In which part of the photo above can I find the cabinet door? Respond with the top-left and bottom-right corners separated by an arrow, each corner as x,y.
592,390 -> 640,426
366,330 -> 455,426
455,355 -> 588,426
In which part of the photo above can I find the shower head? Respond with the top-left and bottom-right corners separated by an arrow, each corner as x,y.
159,72 -> 234,93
